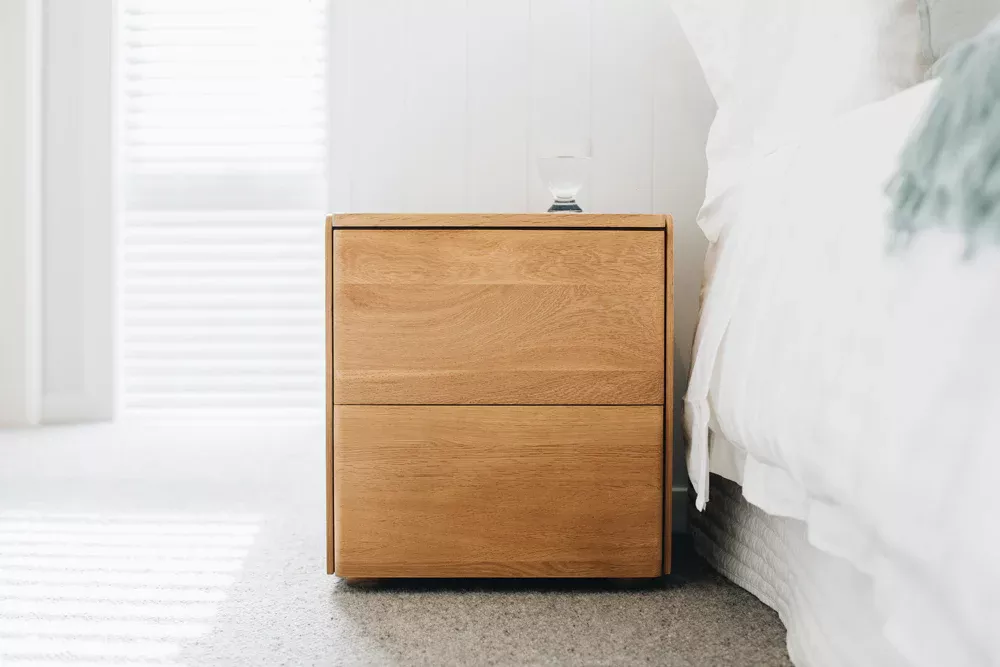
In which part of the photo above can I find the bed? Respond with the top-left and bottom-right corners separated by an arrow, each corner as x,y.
671,3 -> 1000,665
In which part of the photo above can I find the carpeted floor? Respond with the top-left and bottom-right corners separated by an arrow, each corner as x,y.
0,421 -> 791,666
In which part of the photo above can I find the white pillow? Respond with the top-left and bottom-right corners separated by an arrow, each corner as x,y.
670,0 -> 928,241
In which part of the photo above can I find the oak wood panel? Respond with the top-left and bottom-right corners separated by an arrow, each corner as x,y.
325,215 -> 335,575
333,405 -> 663,578
333,229 -> 664,405
664,219 -> 674,574
333,213 -> 668,228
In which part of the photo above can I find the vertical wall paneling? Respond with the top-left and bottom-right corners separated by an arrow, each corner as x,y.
652,1 -> 714,375
652,1 -> 716,522
466,0 -> 530,212
590,0 -> 655,214
42,0 -> 116,422
0,0 -> 42,425
44,0 -> 84,397
347,0 -> 409,211
402,0 -> 468,212
327,0 -> 352,212
527,0 -> 592,213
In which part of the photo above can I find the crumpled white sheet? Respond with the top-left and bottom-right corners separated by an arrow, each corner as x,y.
684,78 -> 1000,666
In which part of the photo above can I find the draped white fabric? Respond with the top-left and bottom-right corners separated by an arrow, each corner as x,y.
686,80 -> 1000,666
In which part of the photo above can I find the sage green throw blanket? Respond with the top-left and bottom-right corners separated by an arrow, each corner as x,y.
888,20 -> 1000,253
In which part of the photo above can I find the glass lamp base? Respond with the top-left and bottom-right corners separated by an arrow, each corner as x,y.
548,199 -> 583,213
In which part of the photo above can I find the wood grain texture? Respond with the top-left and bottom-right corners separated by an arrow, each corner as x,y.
664,218 -> 674,575
333,229 -> 664,405
333,405 -> 663,578
325,215 -> 335,575
333,213 -> 667,228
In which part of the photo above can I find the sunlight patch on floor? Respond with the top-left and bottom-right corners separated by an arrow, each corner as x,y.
3,662 -> 186,667
0,512 -> 260,666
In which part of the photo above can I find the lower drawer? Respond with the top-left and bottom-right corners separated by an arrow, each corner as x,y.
333,405 -> 663,578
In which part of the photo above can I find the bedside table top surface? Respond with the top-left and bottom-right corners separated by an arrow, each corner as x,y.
331,213 -> 671,229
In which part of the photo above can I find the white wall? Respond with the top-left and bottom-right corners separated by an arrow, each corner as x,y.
331,0 -> 715,508
0,0 -> 42,426
0,0 -> 115,426
41,0 -> 116,422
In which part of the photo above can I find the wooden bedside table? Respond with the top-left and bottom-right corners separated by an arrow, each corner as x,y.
325,213 -> 673,578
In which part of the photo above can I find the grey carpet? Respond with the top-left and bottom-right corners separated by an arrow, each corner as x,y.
0,422 -> 791,666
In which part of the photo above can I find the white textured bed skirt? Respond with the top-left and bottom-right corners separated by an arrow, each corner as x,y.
690,475 -> 907,667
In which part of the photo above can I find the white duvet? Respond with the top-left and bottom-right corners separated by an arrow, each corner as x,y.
685,79 -> 1000,666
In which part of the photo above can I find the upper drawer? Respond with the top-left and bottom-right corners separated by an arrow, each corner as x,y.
332,228 -> 665,405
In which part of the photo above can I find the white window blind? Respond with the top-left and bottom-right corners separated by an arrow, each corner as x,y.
121,0 -> 327,418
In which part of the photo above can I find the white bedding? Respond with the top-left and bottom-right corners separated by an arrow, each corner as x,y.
685,79 -> 1000,666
